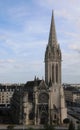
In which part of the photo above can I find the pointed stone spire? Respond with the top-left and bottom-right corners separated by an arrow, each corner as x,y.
48,10 -> 57,46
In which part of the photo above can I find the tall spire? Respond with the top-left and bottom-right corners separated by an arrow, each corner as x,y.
48,10 -> 57,46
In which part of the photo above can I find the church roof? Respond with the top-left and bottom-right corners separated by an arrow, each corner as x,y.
24,80 -> 42,88
24,79 -> 48,91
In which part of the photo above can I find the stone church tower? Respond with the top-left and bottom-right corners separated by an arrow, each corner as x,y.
45,11 -> 61,86
45,11 -> 67,124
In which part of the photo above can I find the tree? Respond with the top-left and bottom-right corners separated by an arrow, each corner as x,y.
28,128 -> 34,130
68,120 -> 75,130
77,125 -> 80,130
63,118 -> 70,126
7,125 -> 14,130
44,124 -> 55,130
76,121 -> 80,124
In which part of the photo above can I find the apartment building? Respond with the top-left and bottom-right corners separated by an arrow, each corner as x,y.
0,84 -> 23,108
64,86 -> 80,106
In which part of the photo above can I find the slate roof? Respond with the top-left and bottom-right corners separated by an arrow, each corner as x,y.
24,80 -> 42,90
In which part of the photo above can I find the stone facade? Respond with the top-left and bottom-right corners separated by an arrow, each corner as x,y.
10,11 -> 67,125
45,11 -> 67,124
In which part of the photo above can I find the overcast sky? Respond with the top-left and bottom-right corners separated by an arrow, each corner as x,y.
0,0 -> 80,83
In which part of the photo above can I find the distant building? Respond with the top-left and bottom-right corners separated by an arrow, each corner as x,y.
64,85 -> 80,106
0,84 -> 23,108
10,11 -> 67,125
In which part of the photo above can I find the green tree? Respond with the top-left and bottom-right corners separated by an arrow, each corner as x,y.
63,118 -> 70,124
63,118 -> 70,126
77,124 -> 80,130
68,120 -> 75,130
7,125 -> 14,130
28,128 -> 34,130
44,124 -> 55,130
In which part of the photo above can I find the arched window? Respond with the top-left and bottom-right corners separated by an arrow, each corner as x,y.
56,64 -> 58,83
52,64 -> 54,83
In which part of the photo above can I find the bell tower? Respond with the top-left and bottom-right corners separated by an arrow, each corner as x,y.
45,11 -> 67,124
45,11 -> 61,86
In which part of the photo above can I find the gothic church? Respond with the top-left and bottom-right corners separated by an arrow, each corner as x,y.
10,11 -> 67,125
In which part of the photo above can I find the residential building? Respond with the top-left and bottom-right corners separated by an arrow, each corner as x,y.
64,86 -> 80,106
0,84 -> 23,108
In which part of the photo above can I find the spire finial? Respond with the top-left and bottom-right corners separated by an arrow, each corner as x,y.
48,10 -> 57,46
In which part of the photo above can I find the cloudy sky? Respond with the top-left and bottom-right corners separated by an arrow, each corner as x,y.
0,0 -> 80,83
